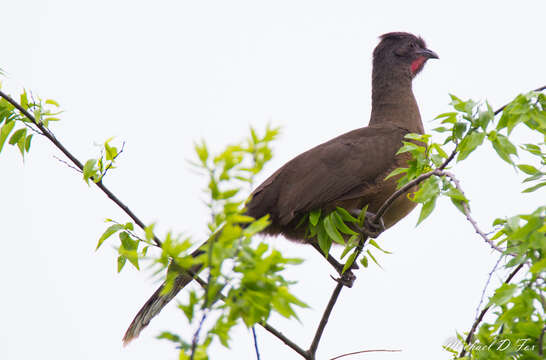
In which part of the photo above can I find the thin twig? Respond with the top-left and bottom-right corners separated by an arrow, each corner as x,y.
374,84 -> 546,224
308,281 -> 343,359
474,253 -> 504,321
189,271 -> 309,359
538,291 -> 546,357
330,349 -> 402,360
493,85 -> 546,115
252,326 -> 261,360
441,171 -> 504,253
53,155 -> 83,173
261,322 -> 309,359
0,90 -> 163,248
100,141 -> 125,179
308,236 -> 368,359
459,263 -> 525,358
190,311 -> 208,360
373,168 -> 442,223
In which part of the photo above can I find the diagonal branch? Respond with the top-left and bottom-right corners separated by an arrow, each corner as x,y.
0,90 -> 163,248
459,263 -> 525,358
307,236 -> 368,359
493,85 -> 546,115
330,349 -> 402,360
440,171 -> 504,253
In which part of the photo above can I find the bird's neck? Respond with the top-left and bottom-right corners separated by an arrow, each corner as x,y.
369,70 -> 424,134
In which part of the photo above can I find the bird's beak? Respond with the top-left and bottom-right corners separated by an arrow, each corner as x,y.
418,48 -> 439,59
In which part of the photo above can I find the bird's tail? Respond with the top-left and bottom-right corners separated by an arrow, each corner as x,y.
123,246 -> 205,346
122,271 -> 196,345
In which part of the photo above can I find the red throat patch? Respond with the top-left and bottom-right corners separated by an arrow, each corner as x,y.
411,56 -> 426,74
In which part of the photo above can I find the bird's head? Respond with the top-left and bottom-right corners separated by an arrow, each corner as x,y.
373,32 -> 438,78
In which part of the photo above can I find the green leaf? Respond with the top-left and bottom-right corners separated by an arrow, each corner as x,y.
309,209 -> 321,227
453,122 -> 467,140
396,141 -> 425,155
145,223 -> 155,241
445,187 -> 468,202
417,196 -> 437,225
430,143 -> 448,158
332,212 -> 358,236
335,207 -> 358,223
404,133 -> 430,143
243,215 -> 270,236
369,239 -> 392,254
104,140 -> 117,161
434,112 -> 457,121
366,249 -> 382,269
517,164 -> 539,175
340,235 -> 358,259
385,167 -> 408,180
96,223 -> 125,250
194,140 -> 208,164
45,99 -> 60,107
357,204 -> 369,227
342,252 -> 357,274
8,127 -> 26,145
25,134 -> 33,152
20,91 -> 29,109
16,131 -> 26,157
117,255 -> 127,273
488,284 -> 517,306
491,133 -> 518,164
317,222 -> 331,257
522,182 -> 546,193
529,257 -> 546,274
324,214 -> 345,245
83,159 -> 97,185
457,131 -> 485,161
360,255 -> 368,268
119,232 -> 139,270
0,120 -> 16,153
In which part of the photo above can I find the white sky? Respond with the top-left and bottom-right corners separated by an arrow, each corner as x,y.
1,1 -> 545,360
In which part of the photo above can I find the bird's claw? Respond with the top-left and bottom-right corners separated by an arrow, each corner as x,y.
330,271 -> 356,288
349,209 -> 385,238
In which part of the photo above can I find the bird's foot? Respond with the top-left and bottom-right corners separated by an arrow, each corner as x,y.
330,271 -> 356,288
349,209 -> 385,239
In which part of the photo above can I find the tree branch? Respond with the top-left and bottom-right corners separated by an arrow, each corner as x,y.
493,85 -> 546,115
330,349 -> 402,360
307,236 -> 368,359
261,322 -> 309,359
459,263 -> 525,358
440,171 -> 504,253
0,90 -> 163,248
252,326 -> 261,360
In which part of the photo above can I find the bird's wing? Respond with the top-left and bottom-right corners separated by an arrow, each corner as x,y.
248,124 -> 409,225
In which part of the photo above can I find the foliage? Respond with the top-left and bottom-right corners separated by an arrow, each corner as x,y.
399,92 -> 546,359
1,75 -> 545,359
95,125 -> 310,358
0,88 -> 60,159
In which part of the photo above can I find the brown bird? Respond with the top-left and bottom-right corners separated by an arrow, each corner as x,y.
123,31 -> 438,344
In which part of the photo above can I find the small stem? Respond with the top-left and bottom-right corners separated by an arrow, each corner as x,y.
261,322 -> 309,359
0,90 -> 163,248
308,236 -> 368,358
330,349 -> 402,360
308,281 -> 344,358
252,326 -> 261,360
459,263 -> 524,358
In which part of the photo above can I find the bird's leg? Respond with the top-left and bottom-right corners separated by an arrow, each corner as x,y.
309,242 -> 357,273
349,209 -> 386,239
309,242 -> 357,287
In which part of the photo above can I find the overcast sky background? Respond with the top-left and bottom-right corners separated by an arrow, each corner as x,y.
1,1 -> 545,360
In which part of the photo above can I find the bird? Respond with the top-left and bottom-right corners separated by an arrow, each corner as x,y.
122,31 -> 438,345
